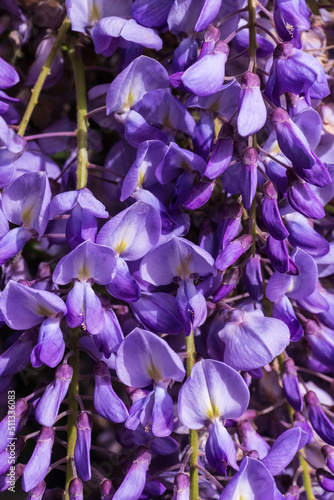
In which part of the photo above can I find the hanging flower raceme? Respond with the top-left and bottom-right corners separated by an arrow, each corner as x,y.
116,328 -> 185,436
178,359 -> 249,476
52,239 -> 117,334
0,280 -> 67,368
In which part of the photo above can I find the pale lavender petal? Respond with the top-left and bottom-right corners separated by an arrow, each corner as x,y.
116,327 -> 185,387
178,359 -> 249,429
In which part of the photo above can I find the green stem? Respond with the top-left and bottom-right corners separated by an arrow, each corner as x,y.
17,17 -> 71,137
186,330 -> 199,500
248,0 -> 258,255
299,453 -> 315,500
248,0 -> 258,71
65,329 -> 80,499
69,47 -> 88,190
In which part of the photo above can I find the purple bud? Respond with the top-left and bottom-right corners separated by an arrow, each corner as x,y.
100,479 -> 115,500
0,463 -> 24,492
244,255 -> 263,301
22,427 -> 55,492
262,181 -> 289,240
305,320 -> 334,372
317,469 -> 334,492
218,203 -> 243,251
35,363 -> 73,427
200,25 -> 220,58
173,472 -> 190,500
69,478 -> 83,500
240,147 -> 258,210
293,412 -> 314,444
273,296 -> 303,342
0,437 -> 25,475
216,234 -> 253,271
113,447 -> 152,500
285,485 -> 300,500
305,391 -> 334,446
238,71 -> 266,137
282,358 -> 303,411
93,361 -> 129,423
237,420 -> 270,459
0,399 -> 29,453
205,123 -> 234,179
212,268 -> 240,302
74,412 -> 92,482
287,172 -> 325,219
265,236 -> 289,274
193,112 -> 215,160
270,107 -> 316,171
322,446 -> 334,474
26,481 -> 46,500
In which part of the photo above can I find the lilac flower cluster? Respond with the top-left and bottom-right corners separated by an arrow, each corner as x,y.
0,0 -> 334,499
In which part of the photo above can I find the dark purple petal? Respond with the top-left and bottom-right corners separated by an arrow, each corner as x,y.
206,420 -> 238,476
93,361 -> 129,423
112,447 -> 151,500
35,363 -> 73,427
305,391 -> 334,446
74,412 -> 92,482
262,181 -> 289,240
262,427 -> 306,476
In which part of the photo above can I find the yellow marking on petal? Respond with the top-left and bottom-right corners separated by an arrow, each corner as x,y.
36,304 -> 53,317
125,92 -> 135,109
90,2 -> 100,23
115,238 -> 127,256
147,359 -> 162,382
137,170 -> 145,188
78,262 -> 90,281
176,253 -> 192,279
269,140 -> 281,156
206,402 -> 220,421
22,206 -> 34,227
163,114 -> 173,129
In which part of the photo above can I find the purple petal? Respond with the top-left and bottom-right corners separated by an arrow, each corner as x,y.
53,239 -> 117,285
178,359 -> 249,429
0,58 -> 19,88
31,317 -> 65,368
182,46 -> 228,97
130,292 -> 183,334
35,363 -> 73,427
0,226 -> 33,266
237,72 -> 267,137
131,0 -> 174,28
0,280 -> 66,329
218,308 -> 290,371
140,236 -> 215,285
206,420 -> 238,476
218,457 -> 276,500
116,327 -> 185,387
93,361 -> 129,423
97,201 -> 161,261
106,56 -> 169,114
22,427 -> 54,492
151,383 -> 174,437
